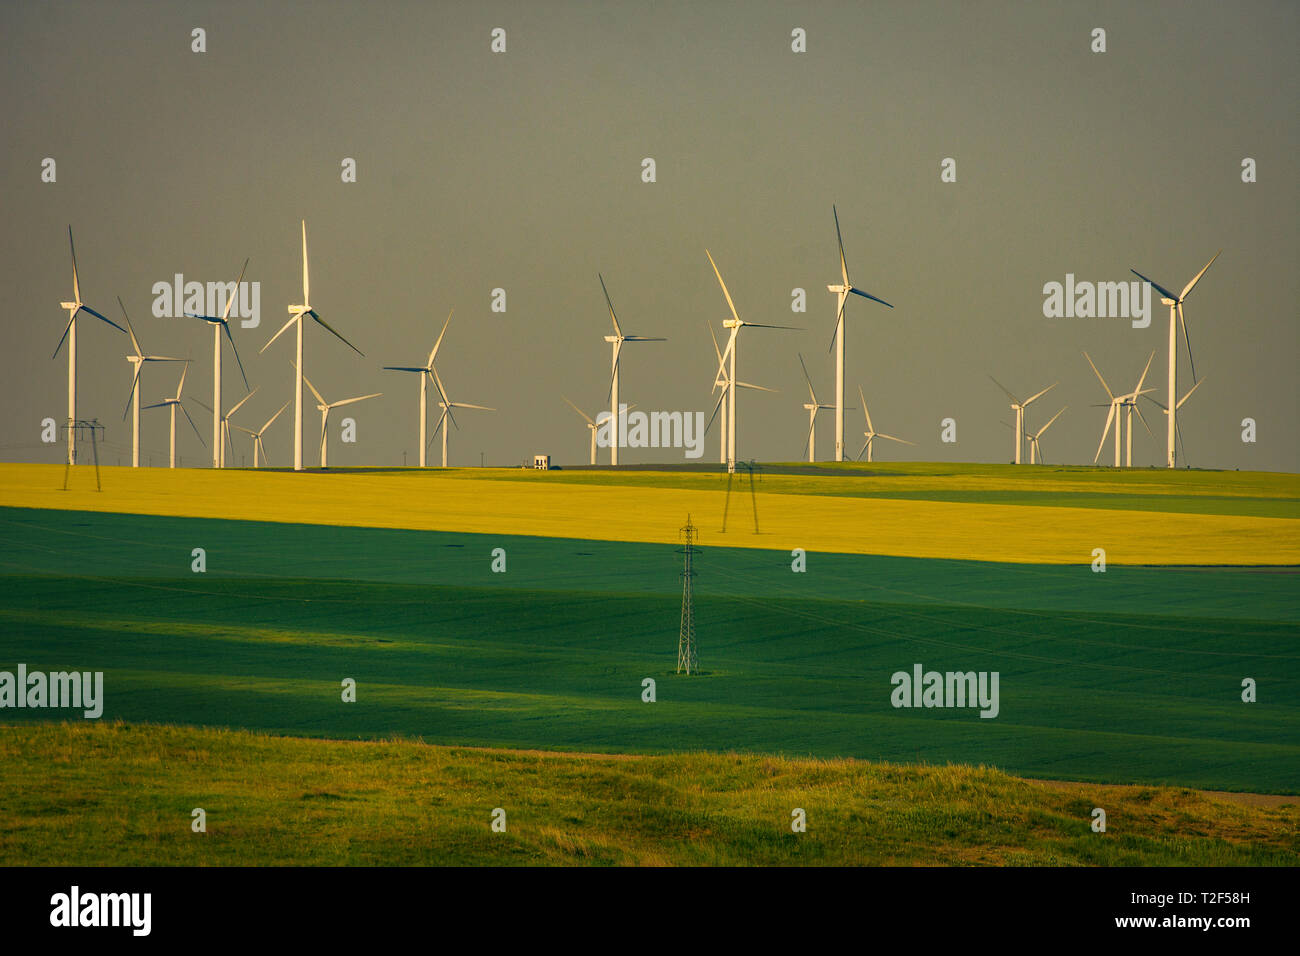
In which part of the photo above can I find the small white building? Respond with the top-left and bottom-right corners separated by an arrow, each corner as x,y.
533,454 -> 551,470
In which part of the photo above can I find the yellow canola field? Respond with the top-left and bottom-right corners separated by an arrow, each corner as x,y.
1,464 -> 1297,566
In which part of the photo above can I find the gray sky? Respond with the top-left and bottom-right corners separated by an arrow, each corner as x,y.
2,0 -> 1296,470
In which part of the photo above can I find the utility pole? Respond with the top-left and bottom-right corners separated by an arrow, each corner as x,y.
677,515 -> 698,675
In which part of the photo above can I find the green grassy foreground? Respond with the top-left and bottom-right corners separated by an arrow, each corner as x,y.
1,508 -> 1295,793
1,722 -> 1294,866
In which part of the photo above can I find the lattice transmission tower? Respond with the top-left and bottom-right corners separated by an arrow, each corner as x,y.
677,514 -> 699,675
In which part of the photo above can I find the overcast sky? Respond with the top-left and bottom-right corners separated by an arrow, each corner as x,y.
2,0 -> 1295,471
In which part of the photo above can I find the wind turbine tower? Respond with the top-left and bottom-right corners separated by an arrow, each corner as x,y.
54,227 -> 125,465
599,274 -> 664,466
261,221 -> 364,472
826,207 -> 893,462
1130,252 -> 1218,469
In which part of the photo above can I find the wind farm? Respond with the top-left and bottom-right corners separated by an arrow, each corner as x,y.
1,1 -> 1295,882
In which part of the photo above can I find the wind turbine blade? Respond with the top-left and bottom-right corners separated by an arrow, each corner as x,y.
827,294 -> 846,353
384,366 -> 426,373
428,407 -> 449,448
833,205 -> 849,287
622,336 -> 667,342
141,401 -> 172,411
261,313 -> 299,353
429,367 -> 457,431
1038,406 -> 1067,436
119,297 -> 142,356
877,433 -> 914,445
428,309 -> 453,366
1177,301 -> 1197,384
263,400 -> 292,432
225,422 -> 236,464
330,393 -> 383,409
1133,401 -> 1153,438
734,381 -> 776,392
309,311 -> 364,356
220,258 -> 249,322
704,250 -> 740,323
176,360 -> 189,399
1130,268 -> 1178,303
1180,250 -> 1221,300
1094,403 -> 1116,463
1083,352 -> 1114,400
606,338 -> 624,400
857,386 -> 874,433
797,352 -> 817,404
598,273 -> 622,338
563,396 -> 595,426
988,375 -> 1019,405
193,397 -> 214,415
741,322 -> 802,330
181,402 -> 205,446
232,424 -> 256,436
227,386 -> 259,419
222,320 -> 250,390
856,438 -> 870,461
1133,350 -> 1156,396
52,312 -> 76,359
292,362 -> 327,406
1176,378 -> 1204,410
1023,382 -> 1057,406
301,221 -> 309,304
1176,418 -> 1190,467
68,226 -> 81,303
122,364 -> 143,420
452,402 -> 494,411
714,328 -> 737,393
704,387 -> 726,435
848,287 -> 893,308
79,304 -> 127,333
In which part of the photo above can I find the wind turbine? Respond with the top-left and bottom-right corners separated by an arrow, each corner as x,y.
1130,251 -> 1219,468
232,400 -> 291,468
429,385 -> 494,469
120,297 -> 186,468
1142,379 -> 1205,468
855,386 -> 915,463
383,311 -> 454,468
706,250 -> 798,472
989,377 -> 1057,464
53,226 -> 126,465
184,258 -> 251,468
826,206 -> 893,462
295,365 -> 380,469
143,361 -> 203,468
1085,351 -> 1158,467
1024,407 -> 1067,465
563,397 -> 636,466
706,323 -> 774,465
798,353 -> 835,463
260,221 -> 364,471
195,387 -> 259,468
599,274 -> 664,466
